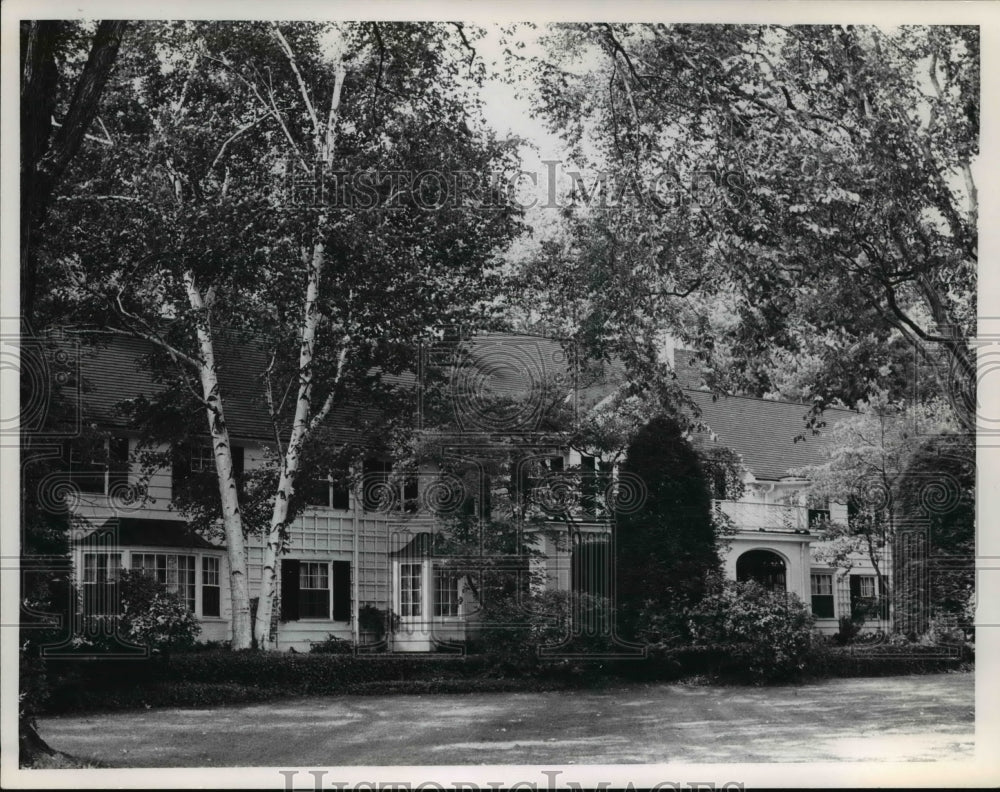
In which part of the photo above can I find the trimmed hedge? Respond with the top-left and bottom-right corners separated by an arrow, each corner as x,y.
804,643 -> 971,679
41,641 -> 971,714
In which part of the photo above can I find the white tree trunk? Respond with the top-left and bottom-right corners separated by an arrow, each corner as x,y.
253,42 -> 348,649
254,238 -> 325,649
184,272 -> 253,650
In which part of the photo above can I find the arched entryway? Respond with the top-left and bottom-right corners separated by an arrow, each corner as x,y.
736,549 -> 787,592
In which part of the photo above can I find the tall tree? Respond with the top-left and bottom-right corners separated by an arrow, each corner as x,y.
793,393 -> 960,619
522,24 -> 976,424
615,415 -> 719,642
50,21 -> 523,648
21,20 -> 128,325
19,18 -> 128,762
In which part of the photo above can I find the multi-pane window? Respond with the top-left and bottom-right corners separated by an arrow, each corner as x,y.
302,461 -> 351,510
190,445 -> 214,473
810,573 -> 835,618
434,568 -> 461,617
299,562 -> 330,619
807,507 -> 831,528
400,563 -> 422,617
66,438 -> 129,495
202,556 -> 221,617
82,552 -> 121,614
131,553 -> 196,612
849,574 -> 885,621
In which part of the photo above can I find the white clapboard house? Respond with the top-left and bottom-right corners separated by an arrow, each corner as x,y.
55,332 -> 887,652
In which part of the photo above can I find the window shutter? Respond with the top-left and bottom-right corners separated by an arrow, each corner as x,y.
108,437 -> 130,496
280,559 -> 301,622
172,442 -> 192,502
849,574 -> 863,620
332,560 -> 351,621
231,445 -> 245,494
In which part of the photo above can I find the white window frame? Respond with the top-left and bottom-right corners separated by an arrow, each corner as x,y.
81,551 -> 122,614
131,552 -> 197,612
399,562 -> 422,618
189,445 -> 214,474
201,556 -> 222,619
298,561 -> 332,620
433,567 -> 461,618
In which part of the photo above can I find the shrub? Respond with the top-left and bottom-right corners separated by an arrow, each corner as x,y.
684,579 -> 816,682
117,571 -> 201,652
468,590 -> 618,672
805,641 -> 969,678
309,634 -> 354,654
72,571 -> 201,654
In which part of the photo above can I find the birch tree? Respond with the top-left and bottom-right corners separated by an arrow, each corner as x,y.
51,21 -> 522,649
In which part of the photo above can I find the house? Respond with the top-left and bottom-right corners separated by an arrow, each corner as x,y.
53,332 -> 887,653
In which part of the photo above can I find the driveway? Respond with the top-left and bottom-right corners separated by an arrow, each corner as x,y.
38,672 -> 974,766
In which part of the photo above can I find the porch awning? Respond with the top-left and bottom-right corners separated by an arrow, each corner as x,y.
75,518 -> 222,550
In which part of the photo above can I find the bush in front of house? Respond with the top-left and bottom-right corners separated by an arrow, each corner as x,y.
309,634 -> 354,654
64,570 -> 201,656
805,640 -> 970,678
682,579 -> 816,682
466,590 -> 620,672
116,570 -> 201,652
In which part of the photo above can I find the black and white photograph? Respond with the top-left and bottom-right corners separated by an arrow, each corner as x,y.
1,1 -> 997,788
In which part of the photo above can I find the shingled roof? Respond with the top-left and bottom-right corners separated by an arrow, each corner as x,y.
63,332 -> 393,444
62,331 -> 850,479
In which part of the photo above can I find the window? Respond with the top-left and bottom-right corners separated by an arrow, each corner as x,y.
434,568 -> 461,617
807,508 -> 831,529
400,563 -> 422,617
302,461 -> 351,510
299,562 -> 330,619
711,469 -> 728,501
65,437 -> 129,495
849,574 -> 884,621
202,557 -> 221,617
279,559 -> 350,621
190,445 -> 214,473
810,573 -> 835,618
172,443 -> 243,503
131,553 -> 196,612
82,552 -> 121,615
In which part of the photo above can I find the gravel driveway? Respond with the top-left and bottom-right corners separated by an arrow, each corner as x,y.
37,672 -> 974,766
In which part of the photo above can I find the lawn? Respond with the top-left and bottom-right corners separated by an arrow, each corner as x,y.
36,671 -> 973,766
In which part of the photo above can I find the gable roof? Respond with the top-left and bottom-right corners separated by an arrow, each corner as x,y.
61,331 -> 850,479
62,332 -> 392,445
688,391 -> 850,481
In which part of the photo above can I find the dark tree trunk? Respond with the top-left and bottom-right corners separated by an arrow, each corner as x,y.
19,714 -> 56,766
20,20 -> 128,325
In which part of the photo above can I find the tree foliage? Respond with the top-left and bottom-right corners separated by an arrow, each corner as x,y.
894,432 -> 974,636
794,394 -> 960,600
614,416 -> 719,641
47,21 -> 524,647
522,24 -> 976,423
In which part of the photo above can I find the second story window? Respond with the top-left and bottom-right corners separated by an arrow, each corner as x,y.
189,445 -> 214,473
65,437 -> 129,496
172,441 -> 243,503
807,503 -> 831,529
